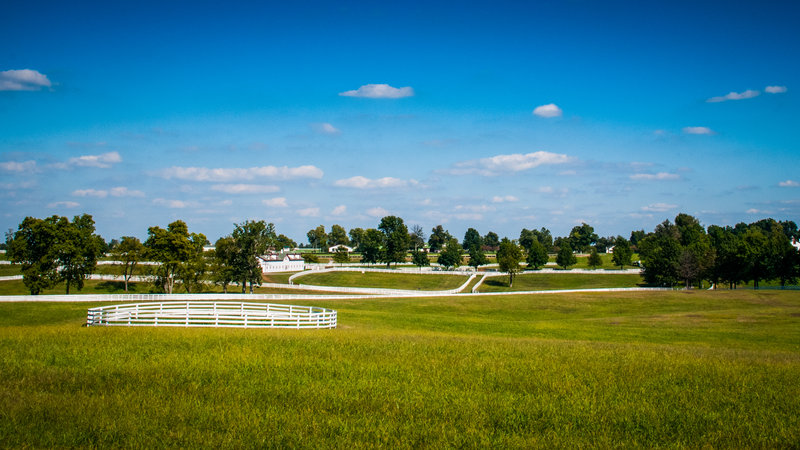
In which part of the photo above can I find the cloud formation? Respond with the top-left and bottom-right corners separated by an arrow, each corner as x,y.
706,89 -> 760,103
330,205 -> 347,216
683,126 -> 715,135
765,85 -> 787,94
641,203 -> 678,212
48,201 -> 80,208
779,180 -> 799,187
263,197 -> 288,207
532,103 -> 563,118
161,165 -> 323,182
366,207 -> 390,217
153,198 -> 194,209
313,122 -> 341,135
491,195 -> 518,203
339,84 -> 414,99
297,207 -> 320,217
210,184 -> 280,194
72,187 -> 144,198
334,176 -> 418,189
0,160 -> 36,172
0,69 -> 52,91
55,151 -> 122,169
630,172 -> 680,181
450,151 -> 572,176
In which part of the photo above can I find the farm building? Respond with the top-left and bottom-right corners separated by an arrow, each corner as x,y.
328,244 -> 354,253
258,252 -> 304,273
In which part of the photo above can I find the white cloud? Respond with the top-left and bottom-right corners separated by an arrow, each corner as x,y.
532,103 -> 563,118
211,184 -> 280,194
706,89 -> 760,103
454,213 -> 484,221
313,123 -> 341,135
334,176 -> 418,189
538,186 -> 569,197
455,204 -> 495,213
779,180 -> 800,187
450,151 -> 572,176
630,172 -> 680,181
683,126 -> 715,135
0,160 -> 36,172
263,197 -> 288,207
47,201 -> 80,208
330,205 -> 347,216
491,195 -> 518,203
73,189 -> 108,198
366,207 -> 389,217
161,165 -> 323,182
339,84 -> 414,99
297,207 -> 320,217
0,69 -> 52,91
75,187 -> 144,198
746,208 -> 767,214
765,85 -> 787,94
109,187 -> 145,197
641,203 -> 678,212
153,198 -> 193,209
57,151 -> 122,169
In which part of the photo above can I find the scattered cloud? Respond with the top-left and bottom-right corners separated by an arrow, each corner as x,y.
455,204 -> 495,213
47,201 -> 80,208
454,213 -> 484,221
263,197 -> 288,207
110,187 -> 145,197
297,207 -> 320,217
641,203 -> 678,212
491,195 -> 518,203
53,151 -> 122,169
72,189 -> 106,198
532,103 -> 562,118
161,165 -> 323,182
682,126 -> 715,135
0,69 -> 52,91
153,198 -> 194,208
366,207 -> 389,217
339,84 -> 414,99
72,187 -> 145,198
765,85 -> 787,94
538,186 -> 569,197
630,172 -> 680,181
210,184 -> 280,194
0,160 -> 36,172
746,208 -> 768,214
706,89 -> 759,103
449,151 -> 572,176
330,205 -> 347,216
779,180 -> 799,187
312,122 -> 341,135
334,176 -> 418,189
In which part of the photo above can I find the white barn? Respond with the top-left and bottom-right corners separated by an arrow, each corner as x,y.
258,252 -> 304,273
328,244 -> 354,253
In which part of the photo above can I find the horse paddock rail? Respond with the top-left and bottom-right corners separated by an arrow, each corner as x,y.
86,301 -> 337,329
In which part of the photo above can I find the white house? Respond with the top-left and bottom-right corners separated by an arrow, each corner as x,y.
258,252 -> 304,273
328,244 -> 354,253
792,238 -> 800,251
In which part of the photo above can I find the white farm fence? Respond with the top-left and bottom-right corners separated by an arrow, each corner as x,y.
86,301 -> 337,329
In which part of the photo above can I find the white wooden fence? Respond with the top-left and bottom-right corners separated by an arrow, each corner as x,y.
86,301 -> 337,329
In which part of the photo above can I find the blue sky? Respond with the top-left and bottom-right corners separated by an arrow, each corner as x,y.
2,0 -> 798,244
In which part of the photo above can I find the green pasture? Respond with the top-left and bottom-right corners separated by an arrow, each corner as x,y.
295,271 -> 470,291
479,273 -> 645,292
1,290 -> 799,447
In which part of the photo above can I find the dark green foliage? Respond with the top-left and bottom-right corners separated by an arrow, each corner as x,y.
437,239 -> 464,269
467,245 -> 487,268
359,229 -> 384,265
556,243 -> 577,269
587,248 -> 603,269
306,225 -> 327,250
411,249 -> 430,268
462,228 -> 482,251
428,225 -> 451,253
611,237 -> 633,269
526,239 -> 549,269
482,231 -> 500,250
497,238 -> 523,286
111,236 -> 145,292
329,224 -> 350,247
144,220 -> 208,294
332,246 -> 350,264
568,223 -> 598,253
379,216 -> 410,267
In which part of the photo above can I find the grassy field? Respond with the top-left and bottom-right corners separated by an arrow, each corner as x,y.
479,273 -> 646,292
296,271 -> 471,291
1,290 -> 799,447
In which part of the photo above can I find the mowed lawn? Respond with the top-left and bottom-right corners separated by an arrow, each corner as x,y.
1,290 -> 799,447
479,272 -> 646,292
295,271 -> 471,291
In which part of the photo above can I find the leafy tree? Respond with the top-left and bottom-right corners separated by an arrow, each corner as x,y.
306,225 -> 327,251
112,236 -> 145,292
144,220 -> 206,294
611,237 -> 632,269
556,243 -> 578,269
496,238 -> 523,287
568,223 -> 598,253
409,225 -> 426,250
275,234 -> 297,250
532,228 -> 554,253
595,236 -> 615,254
332,246 -> 350,265
437,239 -> 464,269
741,227 -> 769,289
428,225 -> 451,253
379,216 -> 410,267
638,220 -> 681,286
55,214 -> 104,294
463,228 -> 483,251
519,228 -> 536,252
210,236 -> 237,293
231,220 -> 276,293
348,228 -> 365,250
7,216 -> 61,294
483,231 -> 500,250
359,228 -> 383,265
707,225 -> 745,289
328,224 -> 350,247
302,253 -> 319,263
587,248 -> 603,269
411,249 -> 430,269
526,239 -> 549,269
467,245 -> 488,269
629,229 -> 646,251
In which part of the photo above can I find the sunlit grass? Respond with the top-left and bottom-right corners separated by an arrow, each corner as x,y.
479,273 -> 645,292
296,271 -> 470,291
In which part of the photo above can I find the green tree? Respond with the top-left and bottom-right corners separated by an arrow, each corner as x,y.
568,223 -> 598,253
463,228 -> 483,251
638,220 -> 681,286
112,236 -> 145,292
611,237 -> 632,269
428,225 -> 451,253
231,220 -> 276,293
144,220 -> 206,294
409,224 -> 426,251
437,238 -> 463,269
55,214 -> 104,294
348,228 -> 365,250
275,234 -> 297,250
526,239 -> 549,269
629,229 -> 646,251
411,249 -> 430,269
210,236 -> 237,293
7,216 -> 60,294
306,225 -> 327,252
497,238 -> 523,287
467,245 -> 488,269
587,248 -> 603,269
328,224 -> 350,247
359,228 -> 383,265
483,231 -> 500,250
379,216 -> 410,267
556,243 -> 578,269
332,246 -> 350,265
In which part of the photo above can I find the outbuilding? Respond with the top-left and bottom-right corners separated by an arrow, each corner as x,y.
258,252 -> 305,273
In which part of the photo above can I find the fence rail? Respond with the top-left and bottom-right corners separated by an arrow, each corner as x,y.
86,301 -> 337,329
